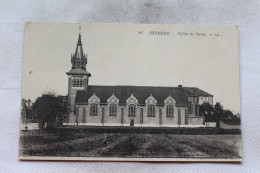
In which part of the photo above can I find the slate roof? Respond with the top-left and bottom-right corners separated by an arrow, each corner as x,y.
66,68 -> 90,75
75,85 -> 190,107
183,87 -> 213,97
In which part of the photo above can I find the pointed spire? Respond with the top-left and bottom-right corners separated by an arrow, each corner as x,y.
77,23 -> 82,45
77,34 -> 82,45
70,23 -> 87,69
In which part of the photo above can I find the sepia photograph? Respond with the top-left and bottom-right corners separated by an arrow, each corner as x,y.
19,22 -> 241,162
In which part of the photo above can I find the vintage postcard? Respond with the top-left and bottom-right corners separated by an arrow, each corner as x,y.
19,22 -> 241,162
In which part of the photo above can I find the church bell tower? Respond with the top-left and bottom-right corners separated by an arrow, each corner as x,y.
66,25 -> 91,114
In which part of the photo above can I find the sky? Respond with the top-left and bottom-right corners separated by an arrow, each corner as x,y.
22,22 -> 240,113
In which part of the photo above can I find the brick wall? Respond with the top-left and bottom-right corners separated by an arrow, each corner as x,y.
104,106 -> 122,125
67,74 -> 89,112
188,97 -> 196,116
188,116 -> 205,125
72,104 -> 203,126
123,106 -> 141,126
142,106 -> 160,126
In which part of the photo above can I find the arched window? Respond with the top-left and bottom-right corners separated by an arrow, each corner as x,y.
109,104 -> 117,116
128,104 -> 136,116
166,105 -> 174,117
73,77 -> 83,87
147,104 -> 155,117
90,103 -> 98,116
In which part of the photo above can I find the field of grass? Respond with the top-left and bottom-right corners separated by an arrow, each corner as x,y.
20,131 -> 241,159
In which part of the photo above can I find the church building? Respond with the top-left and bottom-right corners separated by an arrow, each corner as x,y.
65,33 -> 213,127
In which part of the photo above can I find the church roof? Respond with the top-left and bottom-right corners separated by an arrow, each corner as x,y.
75,85 -> 190,106
66,68 -> 90,75
183,87 -> 213,97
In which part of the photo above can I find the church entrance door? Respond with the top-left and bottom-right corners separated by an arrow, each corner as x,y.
130,119 -> 134,126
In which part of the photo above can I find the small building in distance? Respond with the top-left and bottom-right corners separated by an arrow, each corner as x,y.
65,33 -> 213,127
21,99 -> 33,124
21,99 -> 39,130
